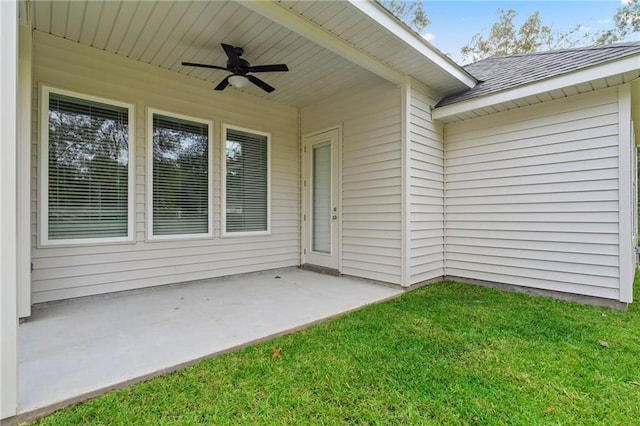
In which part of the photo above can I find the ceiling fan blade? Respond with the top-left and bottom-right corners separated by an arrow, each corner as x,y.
221,43 -> 239,62
214,76 -> 230,91
248,64 -> 289,73
247,75 -> 275,93
181,62 -> 227,71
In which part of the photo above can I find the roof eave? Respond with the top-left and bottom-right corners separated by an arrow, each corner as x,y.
241,1 -> 405,85
348,0 -> 477,89
433,54 -> 640,121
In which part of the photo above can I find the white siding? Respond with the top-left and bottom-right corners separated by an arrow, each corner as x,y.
444,88 -> 623,300
408,83 -> 444,284
31,32 -> 299,303
301,82 -> 403,284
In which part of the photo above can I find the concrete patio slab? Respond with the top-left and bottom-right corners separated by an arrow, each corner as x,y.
18,268 -> 403,417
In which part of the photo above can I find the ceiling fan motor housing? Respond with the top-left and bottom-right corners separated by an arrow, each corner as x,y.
228,58 -> 251,74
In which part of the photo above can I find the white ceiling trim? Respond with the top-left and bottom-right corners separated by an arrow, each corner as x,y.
348,0 -> 476,89
433,55 -> 640,121
241,0 -> 405,85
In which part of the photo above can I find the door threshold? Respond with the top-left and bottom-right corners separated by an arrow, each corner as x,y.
300,264 -> 340,277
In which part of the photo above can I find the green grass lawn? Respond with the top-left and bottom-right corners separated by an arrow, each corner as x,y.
34,275 -> 640,425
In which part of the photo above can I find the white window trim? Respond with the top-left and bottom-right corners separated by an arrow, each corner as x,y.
146,108 -> 213,241
39,85 -> 136,247
221,123 -> 271,238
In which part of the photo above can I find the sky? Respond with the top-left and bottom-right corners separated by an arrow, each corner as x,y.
420,0 -> 638,62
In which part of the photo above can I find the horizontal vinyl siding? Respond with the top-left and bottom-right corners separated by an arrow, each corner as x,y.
444,88 -> 622,300
409,83 -> 444,284
32,32 -> 299,303
302,82 -> 402,285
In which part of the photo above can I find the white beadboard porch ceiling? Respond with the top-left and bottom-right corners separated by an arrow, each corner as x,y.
31,0 -> 471,108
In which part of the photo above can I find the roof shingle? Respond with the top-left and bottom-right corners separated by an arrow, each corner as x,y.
437,42 -> 640,107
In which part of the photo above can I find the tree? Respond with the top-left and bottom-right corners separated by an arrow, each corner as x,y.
47,107 -> 130,238
460,9 -> 588,63
594,0 -> 640,44
379,0 -> 430,33
152,122 -> 208,234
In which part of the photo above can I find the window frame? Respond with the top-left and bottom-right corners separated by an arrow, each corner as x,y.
221,123 -> 271,238
39,85 -> 136,247
146,108 -> 213,241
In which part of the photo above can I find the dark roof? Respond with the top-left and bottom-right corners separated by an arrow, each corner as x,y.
437,42 -> 640,107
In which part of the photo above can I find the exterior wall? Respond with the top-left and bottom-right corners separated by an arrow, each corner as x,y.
444,87 -> 625,300
301,82 -> 403,285
408,82 -> 445,284
31,32 -> 299,303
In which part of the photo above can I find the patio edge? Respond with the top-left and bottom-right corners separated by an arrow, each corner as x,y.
5,284 -> 404,425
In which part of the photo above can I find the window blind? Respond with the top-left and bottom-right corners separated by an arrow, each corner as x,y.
152,114 -> 209,236
47,93 -> 129,240
225,128 -> 268,233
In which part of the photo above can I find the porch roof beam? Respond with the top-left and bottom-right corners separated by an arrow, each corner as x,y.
240,1 -> 405,86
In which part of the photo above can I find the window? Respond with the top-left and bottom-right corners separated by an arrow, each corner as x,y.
41,87 -> 134,245
222,125 -> 270,235
148,110 -> 212,239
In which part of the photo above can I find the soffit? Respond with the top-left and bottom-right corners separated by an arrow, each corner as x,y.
31,0 -> 390,108
31,0 -> 476,108
279,0 -> 473,96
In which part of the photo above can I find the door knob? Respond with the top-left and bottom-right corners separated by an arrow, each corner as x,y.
332,215 -> 337,220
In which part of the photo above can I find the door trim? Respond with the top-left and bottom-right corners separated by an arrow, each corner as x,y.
301,126 -> 342,272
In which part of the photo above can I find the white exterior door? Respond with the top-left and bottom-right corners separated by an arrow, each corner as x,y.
303,128 -> 340,270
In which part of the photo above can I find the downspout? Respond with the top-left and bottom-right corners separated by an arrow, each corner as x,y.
400,76 -> 411,287
618,83 -> 633,303
442,123 -> 448,279
297,107 -> 303,266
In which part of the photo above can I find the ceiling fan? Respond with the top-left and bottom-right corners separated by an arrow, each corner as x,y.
182,43 -> 289,93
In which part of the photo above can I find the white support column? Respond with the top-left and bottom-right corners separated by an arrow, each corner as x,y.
17,1 -> 32,318
0,0 -> 19,419
618,83 -> 633,303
